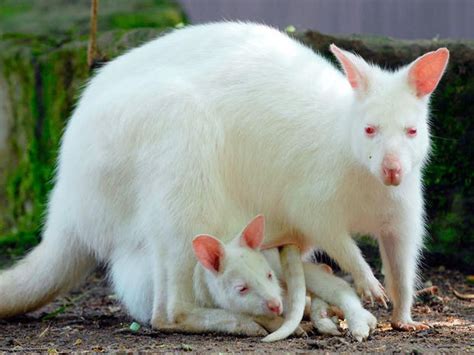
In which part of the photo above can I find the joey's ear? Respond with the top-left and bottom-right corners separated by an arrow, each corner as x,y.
192,234 -> 225,273
330,44 -> 370,93
408,48 -> 449,98
239,215 -> 265,250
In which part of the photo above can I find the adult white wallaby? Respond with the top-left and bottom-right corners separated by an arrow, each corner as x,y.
0,23 -> 448,332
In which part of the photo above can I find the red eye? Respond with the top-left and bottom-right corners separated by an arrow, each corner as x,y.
267,272 -> 273,280
407,127 -> 417,137
237,285 -> 249,295
364,125 -> 377,137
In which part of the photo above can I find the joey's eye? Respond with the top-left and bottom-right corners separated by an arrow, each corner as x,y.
236,285 -> 249,295
406,127 -> 417,137
364,125 -> 377,137
267,272 -> 273,280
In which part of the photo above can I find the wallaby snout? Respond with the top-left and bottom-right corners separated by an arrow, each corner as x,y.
267,298 -> 283,315
382,154 -> 402,186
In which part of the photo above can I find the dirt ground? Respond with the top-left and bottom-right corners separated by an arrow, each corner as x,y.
0,267 -> 472,353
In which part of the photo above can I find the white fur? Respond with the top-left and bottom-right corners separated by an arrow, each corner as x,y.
0,22 -> 445,331
193,237 -> 282,319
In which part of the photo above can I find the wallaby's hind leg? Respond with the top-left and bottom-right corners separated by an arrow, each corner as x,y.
162,308 -> 268,336
304,262 -> 377,341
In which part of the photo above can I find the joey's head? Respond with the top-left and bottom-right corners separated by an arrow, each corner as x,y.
330,44 -> 449,186
192,215 -> 283,317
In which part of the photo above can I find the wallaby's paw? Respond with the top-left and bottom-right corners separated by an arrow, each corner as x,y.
354,275 -> 389,308
391,320 -> 430,331
313,317 -> 341,336
239,321 -> 269,336
310,306 -> 341,336
346,309 -> 377,342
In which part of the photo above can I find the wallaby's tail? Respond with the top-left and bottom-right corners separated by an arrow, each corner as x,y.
262,244 -> 306,342
0,228 -> 95,318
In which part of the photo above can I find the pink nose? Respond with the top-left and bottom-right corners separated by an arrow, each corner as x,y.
267,299 -> 282,315
382,155 -> 402,186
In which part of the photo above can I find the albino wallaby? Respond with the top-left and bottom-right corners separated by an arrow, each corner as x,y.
192,215 -> 375,342
0,22 -> 448,333
191,215 -> 305,341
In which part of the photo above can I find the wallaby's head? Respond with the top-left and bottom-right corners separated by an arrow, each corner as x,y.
192,215 -> 283,317
330,44 -> 449,186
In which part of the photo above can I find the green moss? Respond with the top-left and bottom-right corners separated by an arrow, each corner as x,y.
0,0 -> 185,258
0,0 -> 187,38
110,9 -> 183,30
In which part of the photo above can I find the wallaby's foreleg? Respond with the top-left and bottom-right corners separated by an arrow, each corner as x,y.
379,210 -> 427,331
317,234 -> 387,306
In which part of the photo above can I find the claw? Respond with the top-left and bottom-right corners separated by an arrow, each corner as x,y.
376,294 -> 389,309
392,321 -> 430,331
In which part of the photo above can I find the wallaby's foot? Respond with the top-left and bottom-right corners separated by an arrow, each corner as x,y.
231,320 -> 269,336
354,275 -> 389,308
313,316 -> 341,336
391,320 -> 430,331
346,308 -> 377,342
310,298 -> 341,336
152,310 -> 268,337
255,316 -> 307,338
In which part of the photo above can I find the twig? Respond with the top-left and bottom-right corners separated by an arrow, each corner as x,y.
87,0 -> 99,68
453,288 -> 474,301
37,325 -> 50,338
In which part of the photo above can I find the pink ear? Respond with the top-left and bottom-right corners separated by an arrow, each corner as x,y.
192,235 -> 225,273
330,44 -> 368,91
408,48 -> 449,98
240,215 -> 265,250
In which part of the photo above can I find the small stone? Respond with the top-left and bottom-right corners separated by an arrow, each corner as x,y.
129,322 -> 141,332
180,343 -> 193,351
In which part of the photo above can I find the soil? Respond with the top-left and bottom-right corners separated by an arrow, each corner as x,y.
0,268 -> 472,353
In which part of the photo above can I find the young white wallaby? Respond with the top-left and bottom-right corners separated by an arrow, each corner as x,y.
191,215 -> 305,341
0,23 -> 448,333
191,216 -> 374,342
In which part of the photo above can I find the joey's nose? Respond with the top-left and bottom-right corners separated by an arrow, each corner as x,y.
267,299 -> 282,315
